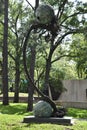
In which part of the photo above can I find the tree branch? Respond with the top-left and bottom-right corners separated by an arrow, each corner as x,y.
61,10 -> 87,25
57,0 -> 68,19
14,11 -> 20,35
35,0 -> 39,11
54,27 -> 87,49
51,54 -> 68,64
51,54 -> 77,64
8,51 -> 15,61
35,70 -> 44,84
25,0 -> 35,11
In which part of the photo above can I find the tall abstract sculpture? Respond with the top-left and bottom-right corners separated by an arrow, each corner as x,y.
23,4 -> 65,117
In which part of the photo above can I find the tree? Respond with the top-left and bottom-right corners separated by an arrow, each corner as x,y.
26,0 -> 39,111
42,0 -> 87,94
2,0 -> 9,105
27,41 -> 36,111
8,1 -> 24,102
69,34 -> 87,79
0,0 -> 4,15
0,0 -> 4,94
8,0 -> 33,102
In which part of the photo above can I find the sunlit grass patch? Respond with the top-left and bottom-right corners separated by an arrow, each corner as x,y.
0,103 -> 33,116
67,108 -> 87,118
0,92 -> 28,97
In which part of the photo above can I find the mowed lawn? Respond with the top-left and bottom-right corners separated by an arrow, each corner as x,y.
0,92 -> 28,97
0,103 -> 87,130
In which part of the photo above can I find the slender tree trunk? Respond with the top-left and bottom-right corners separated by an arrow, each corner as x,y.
13,60 -> 20,103
2,0 -> 9,105
27,0 -> 39,111
43,58 -> 51,95
43,48 -> 54,96
27,46 -> 36,111
13,35 -> 20,103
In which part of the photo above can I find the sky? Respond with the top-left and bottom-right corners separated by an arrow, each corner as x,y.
28,0 -> 35,6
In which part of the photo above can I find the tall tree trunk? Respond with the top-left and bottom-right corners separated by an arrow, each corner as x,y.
2,0 -> 9,105
13,35 -> 20,103
43,48 -> 54,96
13,60 -> 20,103
43,58 -> 51,95
27,0 -> 38,111
27,46 -> 36,111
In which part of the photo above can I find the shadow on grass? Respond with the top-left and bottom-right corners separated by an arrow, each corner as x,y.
0,103 -> 33,115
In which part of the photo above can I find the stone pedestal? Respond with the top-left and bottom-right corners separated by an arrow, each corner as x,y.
23,116 -> 75,125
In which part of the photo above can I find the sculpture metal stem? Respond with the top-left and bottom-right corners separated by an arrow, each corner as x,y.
23,24 -> 58,113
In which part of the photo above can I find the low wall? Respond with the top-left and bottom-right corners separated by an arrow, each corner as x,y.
55,101 -> 87,109
57,80 -> 87,108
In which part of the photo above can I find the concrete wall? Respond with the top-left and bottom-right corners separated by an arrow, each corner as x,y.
57,80 -> 87,108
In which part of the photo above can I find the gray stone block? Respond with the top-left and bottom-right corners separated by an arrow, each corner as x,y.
23,116 -> 75,125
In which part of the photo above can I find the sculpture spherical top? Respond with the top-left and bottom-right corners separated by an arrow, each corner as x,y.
35,4 -> 55,24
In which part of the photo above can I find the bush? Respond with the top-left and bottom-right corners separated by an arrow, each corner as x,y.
49,78 -> 66,100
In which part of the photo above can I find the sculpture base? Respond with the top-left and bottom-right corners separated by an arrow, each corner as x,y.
23,116 -> 75,125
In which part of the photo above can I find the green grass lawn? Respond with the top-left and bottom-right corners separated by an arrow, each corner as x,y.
0,92 -> 28,97
0,103 -> 87,130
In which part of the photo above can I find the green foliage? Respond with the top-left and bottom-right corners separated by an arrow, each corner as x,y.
49,78 -> 66,100
49,78 -> 65,93
69,16 -> 80,27
69,34 -> 87,79
51,58 -> 78,80
7,0 -> 35,95
20,79 -> 28,93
